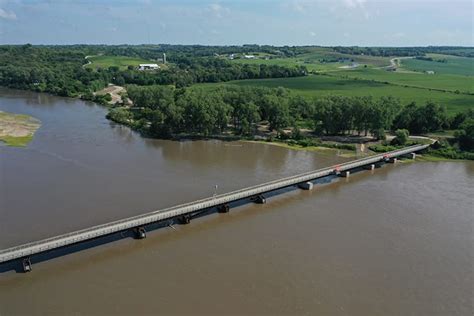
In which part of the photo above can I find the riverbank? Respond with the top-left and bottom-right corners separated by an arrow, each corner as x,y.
0,111 -> 41,147
244,140 -> 361,158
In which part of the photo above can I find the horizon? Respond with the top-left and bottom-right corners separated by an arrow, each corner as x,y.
1,0 -> 473,46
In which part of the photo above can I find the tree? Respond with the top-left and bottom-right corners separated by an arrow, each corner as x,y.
391,129 -> 409,145
455,119 -> 474,151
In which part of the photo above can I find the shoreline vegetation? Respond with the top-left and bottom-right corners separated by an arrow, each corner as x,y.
106,84 -> 473,161
0,111 -> 41,147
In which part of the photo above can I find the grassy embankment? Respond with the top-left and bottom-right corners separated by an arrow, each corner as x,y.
0,111 -> 41,147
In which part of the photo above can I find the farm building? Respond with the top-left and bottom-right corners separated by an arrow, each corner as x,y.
139,64 -> 160,70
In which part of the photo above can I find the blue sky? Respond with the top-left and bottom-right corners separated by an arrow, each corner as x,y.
0,0 -> 472,46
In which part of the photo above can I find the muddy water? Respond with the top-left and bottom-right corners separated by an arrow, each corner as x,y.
0,88 -> 473,315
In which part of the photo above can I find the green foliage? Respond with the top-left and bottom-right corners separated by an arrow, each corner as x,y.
106,107 -> 133,125
372,128 -> 386,140
454,119 -> 474,151
425,140 -> 474,160
313,95 -> 399,136
391,129 -> 409,145
393,101 -> 449,134
368,144 -> 400,153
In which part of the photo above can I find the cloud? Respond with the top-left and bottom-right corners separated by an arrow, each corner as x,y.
342,0 -> 367,9
309,31 -> 316,37
0,7 -> 16,20
208,3 -> 230,19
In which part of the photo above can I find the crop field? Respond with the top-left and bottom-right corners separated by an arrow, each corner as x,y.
334,68 -> 474,93
401,54 -> 474,76
198,75 -> 473,114
86,55 -> 154,70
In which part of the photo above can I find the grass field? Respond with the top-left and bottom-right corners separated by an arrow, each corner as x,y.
86,55 -> 154,70
197,75 -> 473,114
401,54 -> 474,76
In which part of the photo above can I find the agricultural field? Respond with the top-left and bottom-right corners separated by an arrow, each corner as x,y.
334,68 -> 474,93
225,48 -> 473,115
231,47 -> 393,72
86,55 -> 155,70
198,74 -> 473,114
400,54 -> 474,76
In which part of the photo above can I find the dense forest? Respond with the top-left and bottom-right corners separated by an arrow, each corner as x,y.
107,85 -> 473,153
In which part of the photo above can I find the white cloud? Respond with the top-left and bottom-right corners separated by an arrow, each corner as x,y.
342,0 -> 367,9
309,31 -> 316,37
0,7 -> 16,20
208,3 -> 230,19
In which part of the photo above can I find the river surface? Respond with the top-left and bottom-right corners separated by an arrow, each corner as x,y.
0,88 -> 473,315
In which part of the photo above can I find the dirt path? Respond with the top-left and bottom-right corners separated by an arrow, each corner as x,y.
95,84 -> 131,105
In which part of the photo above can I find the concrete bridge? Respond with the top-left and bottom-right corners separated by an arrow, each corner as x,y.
0,144 -> 429,272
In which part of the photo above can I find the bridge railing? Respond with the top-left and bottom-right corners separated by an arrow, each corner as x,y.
0,144 -> 429,264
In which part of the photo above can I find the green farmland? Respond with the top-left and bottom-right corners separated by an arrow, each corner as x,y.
334,68 -> 474,93
198,75 -> 473,114
401,54 -> 474,76
86,55 -> 154,70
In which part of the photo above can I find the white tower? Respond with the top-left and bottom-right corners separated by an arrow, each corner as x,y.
163,53 -> 166,64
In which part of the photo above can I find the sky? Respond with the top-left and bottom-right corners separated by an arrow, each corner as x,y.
0,0 -> 473,46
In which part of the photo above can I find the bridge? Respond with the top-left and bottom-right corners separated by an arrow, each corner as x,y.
0,144 -> 429,272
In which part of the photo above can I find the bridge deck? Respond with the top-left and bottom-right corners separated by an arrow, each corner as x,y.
0,144 -> 428,264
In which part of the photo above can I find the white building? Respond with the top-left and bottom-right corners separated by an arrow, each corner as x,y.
138,64 -> 160,71
244,55 -> 256,59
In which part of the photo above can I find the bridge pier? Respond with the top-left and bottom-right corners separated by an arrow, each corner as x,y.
22,257 -> 32,273
363,164 -> 375,171
338,171 -> 350,178
388,157 -> 398,163
178,214 -> 191,225
217,204 -> 230,213
252,194 -> 266,204
298,182 -> 314,190
133,227 -> 146,239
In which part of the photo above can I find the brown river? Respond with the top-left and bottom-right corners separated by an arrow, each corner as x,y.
0,88 -> 473,315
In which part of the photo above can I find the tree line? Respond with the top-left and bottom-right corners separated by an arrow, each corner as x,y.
107,84 -> 472,152
0,45 -> 307,97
